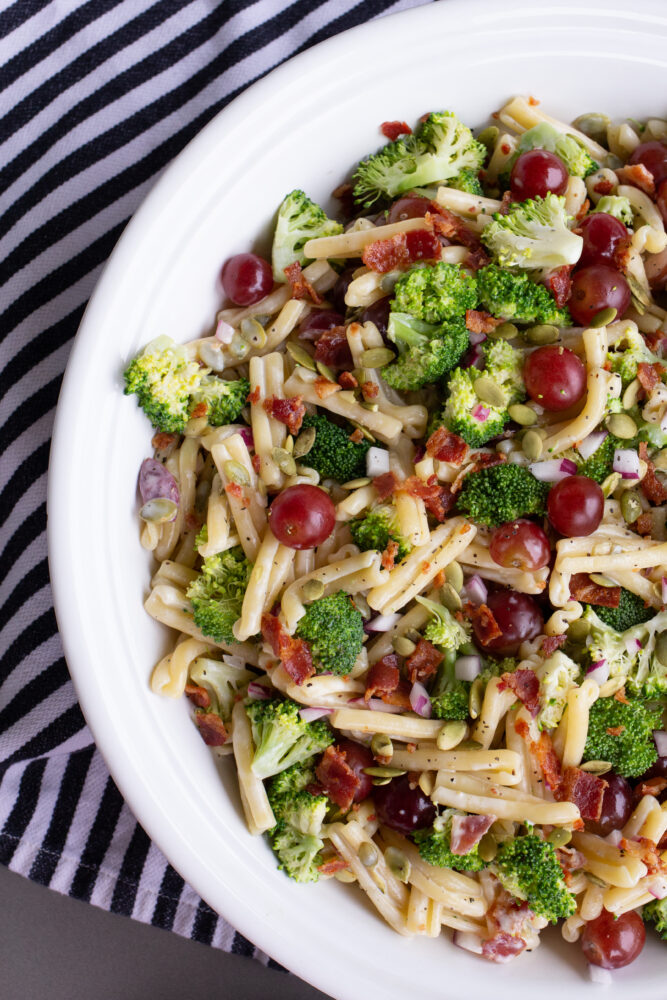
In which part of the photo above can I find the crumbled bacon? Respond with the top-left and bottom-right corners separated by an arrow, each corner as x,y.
498,190 -> 513,215
466,245 -> 492,270
426,427 -> 469,465
260,613 -> 315,685
185,683 -> 211,709
251,453 -> 261,474
614,686 -> 630,705
315,745 -> 360,811
636,777 -> 667,798
555,766 -> 608,822
185,511 -> 202,531
381,539 -> 400,571
465,309 -> 502,334
151,431 -> 179,457
317,855 -> 350,875
225,482 -> 245,501
314,326 -> 353,369
194,712 -> 228,746
498,668 -> 541,717
364,654 -> 400,701
284,261 -> 322,303
427,205 -> 486,257
373,470 -> 399,500
381,679 -> 414,710
338,371 -> 358,390
450,814 -> 494,855
606,725 -> 626,736
361,380 -> 379,399
569,572 -> 621,608
397,474 -> 456,522
616,163 -> 655,196
263,395 -> 306,436
593,178 -> 614,195
348,428 -> 364,444
190,401 -> 208,419
380,120 -> 412,140
575,198 -> 591,222
633,512 -> 653,536
619,836 -> 664,874
533,731 -> 563,792
543,265 -> 573,308
637,361 -> 665,394
247,384 -> 261,405
541,634 -> 567,657
482,932 -> 527,964
639,442 -> 667,504
313,376 -> 341,399
556,845 -> 586,873
463,601 -> 502,644
362,229 -> 441,273
405,639 -> 443,684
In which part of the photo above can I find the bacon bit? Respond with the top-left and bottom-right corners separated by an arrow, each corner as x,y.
482,932 -> 527,964
556,845 -> 586,873
463,601 -> 502,643
619,836 -> 663,874
606,725 -> 626,736
364,654 -> 400,701
593,178 -> 614,195
465,309 -> 502,334
569,572 -> 621,608
466,245 -> 492,270
433,569 -> 446,588
528,96 -> 540,106
247,385 -> 261,405
381,539 -> 400,571
185,683 -> 211,709
637,361 -> 665,394
348,427 -> 365,444
450,814 -> 495,855
362,228 -> 441,273
194,712 -> 228,746
639,442 -> 667,504
555,766 -> 608,823
373,470 -> 399,500
405,639 -> 443,684
633,512 -> 653,536
317,855 -> 350,875
263,395 -> 306,436
636,777 -> 667,798
498,190 -> 513,216
151,431 -> 179,455
427,205 -> 486,257
381,679 -> 414,710
498,668 -> 541,717
314,326 -> 353,369
575,198 -> 591,222
380,120 -> 412,141
338,371 -> 358,390
614,686 -> 630,705
540,634 -> 567,657
251,453 -> 261,474
616,163 -> 655,196
500,143 -> 511,155
534,731 -> 563,791
361,380 -> 379,399
399,474 -> 456,522
315,745 -> 360,811
184,511 -> 201,531
314,376 -> 341,399
284,261 -> 322,303
543,265 -> 573,308
225,483 -> 245,503
190,401 -> 207,419
260,613 -> 315,685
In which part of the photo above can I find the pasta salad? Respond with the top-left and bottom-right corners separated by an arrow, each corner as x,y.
124,96 -> 667,976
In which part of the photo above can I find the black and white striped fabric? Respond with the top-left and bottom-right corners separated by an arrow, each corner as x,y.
0,0 -> 430,956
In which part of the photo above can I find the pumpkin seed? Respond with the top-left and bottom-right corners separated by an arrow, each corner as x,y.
371,776 -> 392,786
488,321 -> 518,340
361,347 -> 396,369
547,827 -> 573,848
240,316 -> 267,347
655,631 -> 667,667
333,868 -> 356,884
469,677 -> 484,720
139,498 -> 178,524
285,341 -> 317,371
458,739 -> 484,750
316,360 -> 337,383
606,413 -> 637,439
361,401 -> 380,412
579,760 -> 613,776
585,872 -> 609,888
525,324 -> 559,344
622,378 -> 641,409
568,618 -> 591,642
440,582 -> 462,612
229,334 -> 251,359
355,594 -> 371,620
272,447 -> 297,476
621,490 -> 643,524
363,766 -> 407,778
478,833 -> 497,863
589,573 -> 618,588
437,720 -> 468,751
393,636 -> 417,657
591,306 -> 617,328
601,471 -> 621,497
473,376 -> 506,408
342,477 -> 372,491
627,273 -> 652,314
223,459 -> 250,486
384,846 -> 411,882
302,578 -> 325,601
418,771 -> 434,797
199,340 -> 226,371
572,112 -> 611,146
371,733 -> 393,761
477,125 -> 499,153
358,842 -> 379,868
293,426 -> 316,459
522,429 -> 543,461
508,403 -> 538,427
445,561 -> 464,593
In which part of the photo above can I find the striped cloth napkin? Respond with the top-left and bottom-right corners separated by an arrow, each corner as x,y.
0,0 -> 429,960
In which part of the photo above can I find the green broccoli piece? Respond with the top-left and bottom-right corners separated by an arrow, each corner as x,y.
592,589 -> 656,632
246,696 -> 333,780
192,376 -> 249,426
416,596 -> 470,651
195,523 -> 208,550
267,762 -> 329,837
514,122 -> 598,178
494,834 -> 576,923
390,262 -> 477,323
592,195 -> 634,228
186,546 -> 252,643
271,189 -> 343,280
295,591 -> 365,676
269,822 -> 324,883
413,810 -> 486,871
353,111 -> 486,207
449,169 -> 484,196
124,335 -> 204,433
481,194 -> 583,271
349,504 -> 412,561
382,313 -> 469,391
582,605 -> 667,699
643,898 -> 667,941
583,695 -> 662,778
476,264 -> 573,326
430,658 -> 471,721
607,324 -> 662,385
577,433 -> 632,483
299,414 -> 370,482
456,463 -> 549,527
535,650 -> 581,730
188,655 -> 255,721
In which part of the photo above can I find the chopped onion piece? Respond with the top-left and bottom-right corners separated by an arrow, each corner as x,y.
613,448 -> 640,480
662,576 -> 667,604
139,457 -> 179,505
471,402 -> 490,422
453,931 -> 484,955
577,430 -> 608,462
364,613 -> 401,633
215,318 -> 235,343
247,681 -> 272,700
647,876 -> 667,900
463,574 -> 488,606
654,730 -> 667,756
299,706 -> 333,722
529,459 -> 574,483
238,426 -> 254,448
586,659 -> 610,685
588,964 -> 613,985
560,458 -> 578,475
409,681 -> 432,718
455,654 -> 482,682
366,447 -> 390,477
468,329 -> 487,347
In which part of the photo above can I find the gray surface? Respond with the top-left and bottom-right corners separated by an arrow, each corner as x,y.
0,865 -> 331,1000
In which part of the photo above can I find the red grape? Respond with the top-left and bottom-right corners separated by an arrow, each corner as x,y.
524,345 -> 587,412
372,774 -> 436,834
510,149 -> 569,201
268,485 -> 336,550
360,295 -> 391,337
581,910 -> 645,970
547,475 -> 604,537
629,140 -> 667,187
221,253 -> 273,306
472,589 -> 543,656
657,179 -> 667,227
334,738 -> 373,803
569,264 -> 631,326
387,196 -> 431,224
490,520 -> 551,571
578,213 -> 629,268
585,773 -> 634,836
298,309 -> 344,341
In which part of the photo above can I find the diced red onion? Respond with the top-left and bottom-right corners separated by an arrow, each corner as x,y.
366,446 -> 391,477
364,613 -> 401,633
468,329 -> 487,346
455,654 -> 482,682
577,430 -> 608,462
299,706 -> 333,722
653,730 -> 667,756
662,576 -> 667,604
624,636 -> 641,657
215,318 -> 235,344
613,448 -> 640,480
586,659 -> 610,685
247,681 -> 272,700
409,681 -> 432,718
452,931 -> 484,955
588,965 -> 613,985
472,403 -> 490,422
238,426 -> 254,448
605,829 -> 623,847
461,344 -> 485,370
462,574 -> 487,607
413,445 -> 426,464
529,459 -> 575,483
139,457 -> 179,505
560,458 -> 578,475
647,876 -> 667,900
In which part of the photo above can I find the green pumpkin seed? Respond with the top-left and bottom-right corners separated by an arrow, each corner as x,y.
585,872 -> 609,888
293,426 -> 317,459
508,403 -> 538,427
371,733 -> 393,761
441,582 -> 462,612
572,112 -> 611,146
240,316 -> 267,347
286,341 -> 317,371
229,335 -> 250,359
384,846 -> 411,882
568,618 -> 592,642
488,321 -> 518,341
223,460 -> 250,486
272,447 -> 297,476
655,631 -> 667,667
361,347 -> 396,369
547,827 -> 573,848
621,490 -> 643,524
358,842 -> 379,868
469,677 -> 483,720
525,324 -> 559,345
477,125 -> 499,154
522,429 -> 543,461
393,635 -> 417,657
302,578 -> 325,601
601,471 -> 621,497
316,360 -> 337,383
372,776 -> 392,786
333,868 -> 356,884
478,833 -> 497,863
139,498 -> 178,524
418,771 -> 434,797
591,306 -> 618,328
473,376 -> 506,408
363,766 -> 406,778
349,420 -> 375,442
607,413 -> 637,439
627,273 -> 651,314
437,720 -> 468,751
589,573 -> 618,588
445,561 -> 464,593
622,378 -> 641,410
355,594 -> 371,621
361,401 -> 380,412
579,760 -> 613,776
341,477 -> 372,490
458,739 -> 483,750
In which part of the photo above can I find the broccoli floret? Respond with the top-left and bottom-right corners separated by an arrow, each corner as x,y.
353,111 -> 486,207
583,695 -> 662,778
449,168 -> 484,196
535,650 -> 581,730
124,335 -> 204,433
439,340 -> 525,447
186,546 -> 252,643
268,759 -> 316,799
430,658 -> 471,721
195,523 -> 208,550
271,189 -> 343,280
413,810 -> 486,871
295,591 -> 365,676
607,324 -> 662,385
643,898 -> 667,940
514,122 -> 598,179
457,463 -> 549,527
476,264 -> 573,326
188,655 -> 255,721
481,194 -> 583,271
417,595 -> 470,651
582,605 -> 667,699
349,504 -> 412,561
483,339 -> 526,400
192,376 -> 249,426
592,195 -> 634,228
269,822 -> 324,883
383,313 -> 469,391
299,414 -> 371,482
577,433 -> 632,484
267,763 -> 329,836
391,262 -> 477,323
246,696 -> 333,780
494,834 -> 576,923
593,589 -> 656,632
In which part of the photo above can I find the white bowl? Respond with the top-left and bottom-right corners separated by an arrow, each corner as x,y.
49,1 -> 667,996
